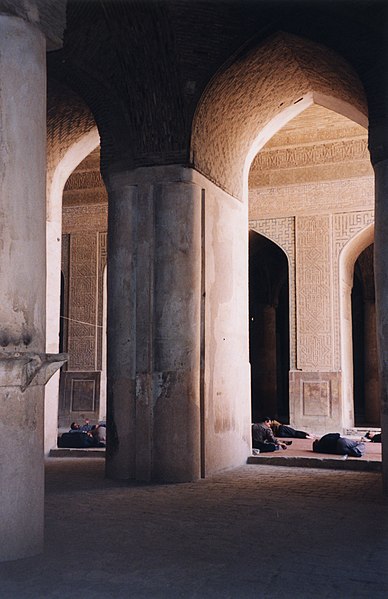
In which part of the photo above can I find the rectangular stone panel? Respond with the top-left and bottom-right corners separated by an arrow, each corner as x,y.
289,370 -> 341,435
302,381 -> 331,417
71,379 -> 96,412
58,371 -> 101,429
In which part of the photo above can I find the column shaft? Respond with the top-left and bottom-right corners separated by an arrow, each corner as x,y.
106,182 -> 137,480
0,15 -> 46,561
105,170 -> 202,482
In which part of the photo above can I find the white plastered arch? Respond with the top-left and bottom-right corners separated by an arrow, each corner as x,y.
339,223 -> 374,429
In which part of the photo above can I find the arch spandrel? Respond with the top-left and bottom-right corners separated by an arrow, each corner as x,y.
191,32 -> 368,200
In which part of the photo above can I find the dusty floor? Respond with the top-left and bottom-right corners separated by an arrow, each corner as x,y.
0,458 -> 387,599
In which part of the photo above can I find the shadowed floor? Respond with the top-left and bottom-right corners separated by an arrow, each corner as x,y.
0,458 -> 387,598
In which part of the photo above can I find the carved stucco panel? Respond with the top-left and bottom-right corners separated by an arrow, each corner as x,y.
249,176 -> 373,220
68,233 -> 98,370
62,204 -> 107,233
296,215 -> 333,371
251,138 -> 368,172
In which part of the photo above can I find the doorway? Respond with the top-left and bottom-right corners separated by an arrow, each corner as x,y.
352,243 -> 379,427
249,231 -> 290,423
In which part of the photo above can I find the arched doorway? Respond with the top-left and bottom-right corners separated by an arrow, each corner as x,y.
249,231 -> 289,422
57,146 -> 108,431
352,243 -> 379,427
45,123 -> 100,453
191,31 -> 369,460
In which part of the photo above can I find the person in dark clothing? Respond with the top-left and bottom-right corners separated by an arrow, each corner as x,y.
69,422 -> 81,432
270,419 -> 314,439
312,433 -> 365,457
252,418 -> 289,452
364,431 -> 382,443
80,418 -> 93,432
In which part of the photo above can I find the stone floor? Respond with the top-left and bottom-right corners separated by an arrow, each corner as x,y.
0,458 -> 387,598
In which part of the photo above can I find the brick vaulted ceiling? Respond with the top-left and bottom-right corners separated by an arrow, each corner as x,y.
47,1 -> 386,178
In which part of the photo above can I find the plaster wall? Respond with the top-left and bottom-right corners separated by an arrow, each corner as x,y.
201,176 -> 251,475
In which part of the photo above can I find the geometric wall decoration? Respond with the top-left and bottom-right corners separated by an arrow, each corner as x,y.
68,232 -> 98,370
296,215 -> 333,370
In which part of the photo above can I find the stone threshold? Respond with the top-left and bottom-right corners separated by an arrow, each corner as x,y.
49,448 -> 105,458
247,455 -> 381,472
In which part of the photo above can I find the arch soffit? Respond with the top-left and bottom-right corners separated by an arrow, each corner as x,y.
191,32 -> 368,200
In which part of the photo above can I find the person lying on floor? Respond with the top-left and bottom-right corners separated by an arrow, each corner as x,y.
363,431 -> 382,443
312,433 -> 365,457
90,424 -> 106,447
269,419 -> 314,439
252,417 -> 291,453
58,422 -> 97,448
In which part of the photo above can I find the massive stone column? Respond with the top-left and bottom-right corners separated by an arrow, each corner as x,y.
373,159 -> 388,494
104,165 -> 251,482
0,14 -> 65,561
105,166 -> 202,482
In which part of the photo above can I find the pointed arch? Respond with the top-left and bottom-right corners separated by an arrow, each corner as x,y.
249,230 -> 290,422
339,223 -> 374,429
45,126 -> 100,454
191,32 -> 368,200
